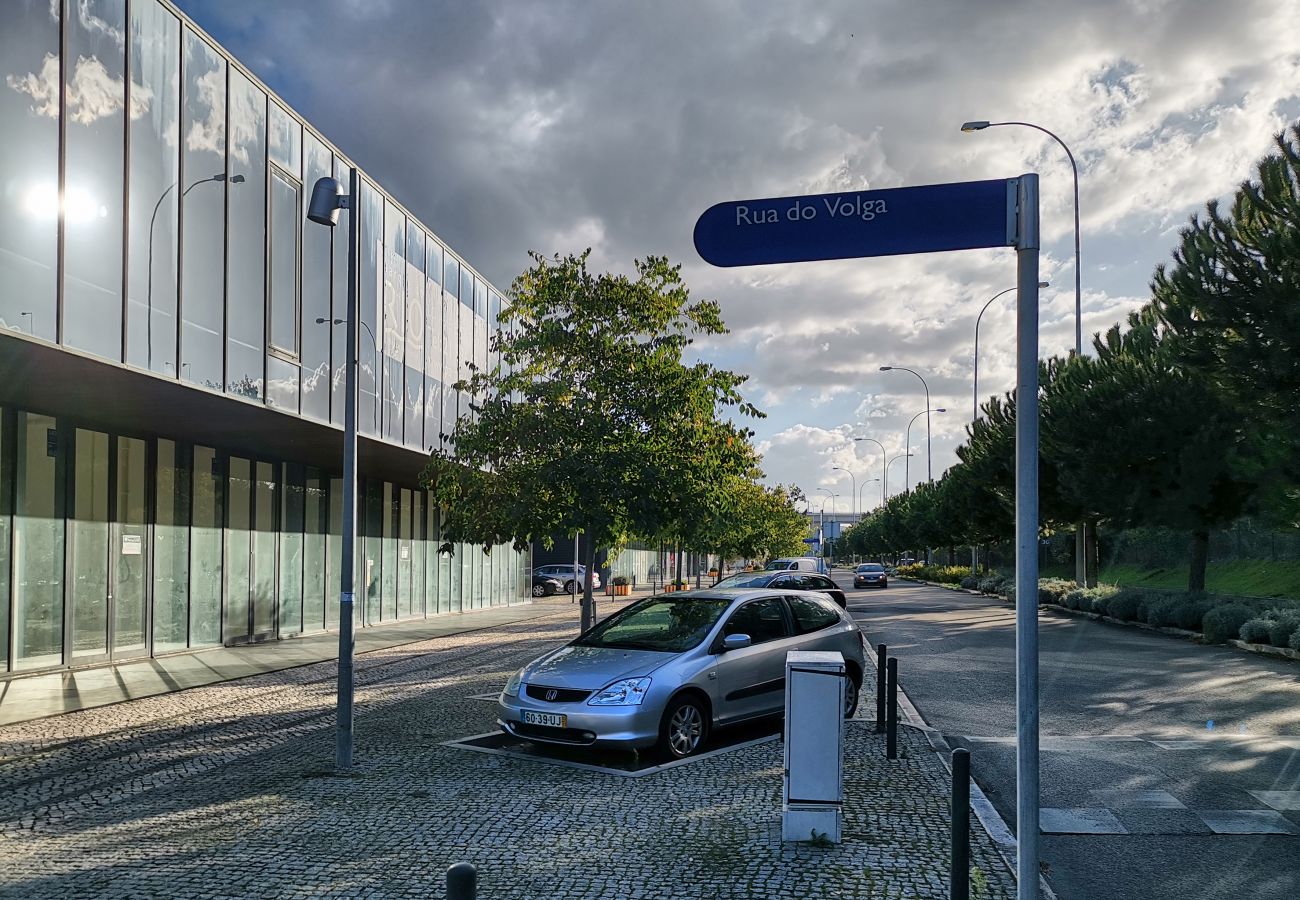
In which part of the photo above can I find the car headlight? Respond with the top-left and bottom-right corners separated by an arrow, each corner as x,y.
587,677 -> 652,706
502,669 -> 524,698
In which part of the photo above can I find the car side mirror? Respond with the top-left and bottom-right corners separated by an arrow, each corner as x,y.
722,633 -> 752,652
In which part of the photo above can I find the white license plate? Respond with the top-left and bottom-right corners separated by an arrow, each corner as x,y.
523,710 -> 567,728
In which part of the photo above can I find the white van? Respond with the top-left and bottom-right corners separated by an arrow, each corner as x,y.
762,557 -> 830,574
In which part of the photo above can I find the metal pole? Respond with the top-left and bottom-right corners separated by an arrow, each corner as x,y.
875,643 -> 887,733
573,532 -> 579,605
1014,172 -> 1041,900
886,656 -> 898,759
336,166 -> 360,770
447,862 -> 478,900
952,748 -> 971,900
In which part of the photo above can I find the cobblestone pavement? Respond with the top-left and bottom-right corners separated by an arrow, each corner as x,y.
0,604 -> 1017,899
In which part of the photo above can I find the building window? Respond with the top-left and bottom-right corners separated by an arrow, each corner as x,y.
403,224 -> 425,449
382,201 -> 405,443
269,170 -> 301,356
301,136 -> 332,423
225,70 -> 267,401
154,439 -> 191,653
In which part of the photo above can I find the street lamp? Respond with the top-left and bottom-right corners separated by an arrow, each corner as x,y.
974,283 -> 1048,422
316,316 -> 380,430
853,436 -> 887,508
904,408 -> 945,492
880,366 -> 933,482
832,465 -> 856,521
963,119 -> 1089,589
18,311 -> 32,334
858,477 -> 881,515
885,453 -> 913,499
306,169 -> 358,770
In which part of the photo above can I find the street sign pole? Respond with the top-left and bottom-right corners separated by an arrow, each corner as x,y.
1014,174 -> 1040,900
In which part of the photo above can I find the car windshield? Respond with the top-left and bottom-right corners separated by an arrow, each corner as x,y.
857,564 -> 884,572
713,572 -> 773,588
762,560 -> 792,571
574,597 -> 732,652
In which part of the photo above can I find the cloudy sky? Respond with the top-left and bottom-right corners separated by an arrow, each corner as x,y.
178,0 -> 1300,513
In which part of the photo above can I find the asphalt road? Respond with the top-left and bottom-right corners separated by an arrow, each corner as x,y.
836,574 -> 1300,900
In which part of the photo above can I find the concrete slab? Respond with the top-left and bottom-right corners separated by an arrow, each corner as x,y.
1087,789 -> 1185,809
1040,807 -> 1129,834
1196,809 -> 1300,835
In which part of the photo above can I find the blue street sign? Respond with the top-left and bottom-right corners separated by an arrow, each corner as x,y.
694,179 -> 1015,267
802,537 -> 820,544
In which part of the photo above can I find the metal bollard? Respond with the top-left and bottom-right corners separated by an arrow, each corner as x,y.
875,643 -> 888,733
447,862 -> 477,900
886,657 -> 898,759
951,748 -> 971,900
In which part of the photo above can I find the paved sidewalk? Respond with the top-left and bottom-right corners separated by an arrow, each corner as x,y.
0,604 -> 1016,899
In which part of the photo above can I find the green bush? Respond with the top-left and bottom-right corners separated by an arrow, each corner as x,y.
895,564 -> 971,585
1202,604 -> 1254,644
1264,609 -> 1300,647
1103,589 -> 1145,622
1038,579 -> 1076,606
960,575 -> 981,590
1061,588 -> 1088,610
1151,595 -> 1214,631
977,575 -> 1007,595
1239,618 -> 1274,644
1290,628 -> 1300,652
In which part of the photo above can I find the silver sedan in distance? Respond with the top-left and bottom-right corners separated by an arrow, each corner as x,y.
497,589 -> 867,759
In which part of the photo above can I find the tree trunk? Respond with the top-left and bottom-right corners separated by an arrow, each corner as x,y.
675,542 -> 683,586
1085,520 -> 1099,588
1188,529 -> 1210,593
581,538 -> 598,632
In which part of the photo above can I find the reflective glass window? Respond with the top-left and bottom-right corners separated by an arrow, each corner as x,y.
62,0 -> 127,360
114,436 -> 148,657
226,455 -> 251,642
326,475 -> 342,629
457,265 -> 475,427
13,414 -> 63,670
0,1 -> 61,341
363,479 -> 382,622
301,136 -> 332,421
0,412 -> 10,669
358,181 -> 382,436
280,463 -> 304,635
329,159 -> 350,426
252,461 -> 276,635
180,31 -> 226,390
413,491 -> 425,615
303,469 -> 326,632
70,429 -> 109,660
269,170 -> 300,355
226,71 -> 266,400
474,279 -> 489,407
381,482 -> 397,620
266,355 -> 299,413
397,487 -> 412,617
442,256 -> 461,448
382,201 -> 405,443
189,446 -> 222,646
126,0 -> 181,374
268,102 -> 301,177
404,224 -> 425,448
153,439 -> 190,652
423,241 -> 443,448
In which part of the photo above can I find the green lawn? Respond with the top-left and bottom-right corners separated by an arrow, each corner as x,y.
1043,559 -> 1300,601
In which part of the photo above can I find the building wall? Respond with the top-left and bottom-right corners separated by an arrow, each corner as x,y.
0,0 -> 528,677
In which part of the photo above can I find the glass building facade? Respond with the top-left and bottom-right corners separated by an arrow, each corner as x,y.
0,0 -> 528,676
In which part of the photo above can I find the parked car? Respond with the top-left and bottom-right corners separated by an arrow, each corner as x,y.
531,574 -> 566,597
711,570 -> 847,608
534,564 -> 602,593
762,556 -> 830,575
853,563 -> 888,589
497,590 -> 866,759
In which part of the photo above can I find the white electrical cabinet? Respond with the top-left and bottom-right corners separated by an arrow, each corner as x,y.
781,650 -> 845,843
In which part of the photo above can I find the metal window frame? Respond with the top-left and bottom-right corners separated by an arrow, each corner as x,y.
267,163 -> 304,362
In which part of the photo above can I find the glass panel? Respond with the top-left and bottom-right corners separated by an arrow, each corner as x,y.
268,102 -> 301,177
279,464 -> 303,635
397,487 -> 412,617
458,267 -> 475,431
301,136 -> 332,421
61,0 -> 127,359
326,476 -> 341,628
266,354 -> 299,412
225,455 -> 251,642
303,469 -> 326,632
70,429 -> 109,659
459,545 -> 473,612
189,446 -> 222,645
404,224 -> 424,449
226,70 -> 266,400
180,31 -> 226,390
153,439 -> 189,652
381,482 -> 397,620
0,1 -> 60,340
358,181 -> 382,436
413,491 -> 425,616
269,170 -> 299,354
442,256 -> 461,448
424,241 -> 443,449
252,461 -> 276,634
363,479 -> 381,623
382,201 -> 404,443
126,0 -> 181,374
474,279 -> 489,406
114,436 -> 148,656
329,158 -> 349,426
447,542 -> 461,614
0,412 -> 10,669
13,413 -> 63,669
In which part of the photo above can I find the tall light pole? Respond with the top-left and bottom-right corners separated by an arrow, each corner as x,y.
858,477 -> 880,515
963,119 -> 1088,588
903,408 -> 945,492
885,453 -> 912,499
832,465 -> 856,522
880,366 -> 932,482
853,437 -> 887,508
307,169 -> 358,770
974,283 -> 1049,422
317,316 -> 380,432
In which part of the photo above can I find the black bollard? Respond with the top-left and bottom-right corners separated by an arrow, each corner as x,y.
447,862 -> 477,900
951,748 -> 970,900
875,643 -> 888,733
886,657 -> 898,759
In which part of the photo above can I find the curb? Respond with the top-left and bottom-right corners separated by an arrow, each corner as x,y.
860,639 -> 1056,900
1229,638 -> 1300,662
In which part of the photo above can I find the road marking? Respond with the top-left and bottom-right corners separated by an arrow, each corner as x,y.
1250,790 -> 1300,811
1040,807 -> 1129,834
1087,789 -> 1184,809
1196,809 -> 1299,835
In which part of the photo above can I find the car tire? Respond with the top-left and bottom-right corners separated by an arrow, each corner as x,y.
659,694 -> 710,760
563,580 -> 577,594
531,583 -> 547,597
843,673 -> 861,719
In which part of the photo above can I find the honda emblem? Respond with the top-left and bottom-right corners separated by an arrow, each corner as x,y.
545,689 -> 558,701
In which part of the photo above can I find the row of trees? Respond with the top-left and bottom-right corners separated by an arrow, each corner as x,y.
841,126 -> 1300,591
423,251 -> 809,628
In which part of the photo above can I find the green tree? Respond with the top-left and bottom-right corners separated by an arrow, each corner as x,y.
424,251 -> 760,628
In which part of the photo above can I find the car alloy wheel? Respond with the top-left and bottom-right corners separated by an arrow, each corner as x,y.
661,696 -> 709,759
563,580 -> 577,594
843,675 -> 860,718
531,584 -> 547,597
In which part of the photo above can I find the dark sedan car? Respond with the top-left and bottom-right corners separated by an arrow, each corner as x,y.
710,570 -> 847,608
531,574 -> 566,597
854,563 -> 888,589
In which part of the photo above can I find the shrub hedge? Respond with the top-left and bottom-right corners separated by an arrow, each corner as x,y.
1202,604 -> 1254,644
895,564 -> 971,585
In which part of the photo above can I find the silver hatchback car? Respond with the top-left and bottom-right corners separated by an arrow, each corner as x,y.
497,589 -> 866,759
